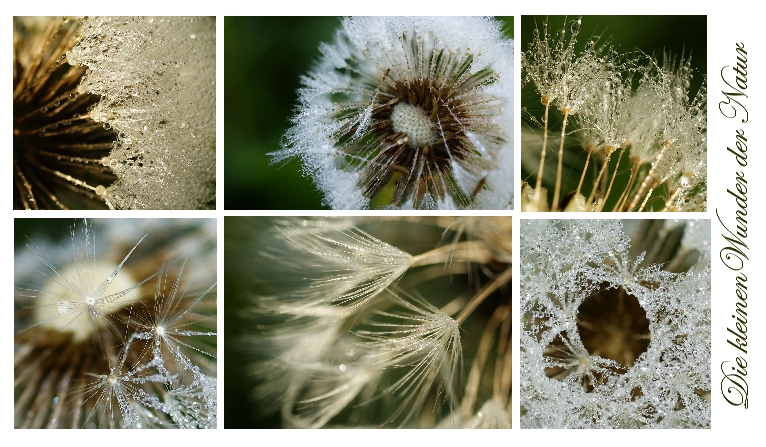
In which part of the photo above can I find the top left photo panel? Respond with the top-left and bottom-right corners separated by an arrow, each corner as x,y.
13,17 -> 216,210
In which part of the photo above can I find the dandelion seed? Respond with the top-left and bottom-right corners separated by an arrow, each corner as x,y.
19,219 -> 152,342
231,217 -> 512,428
264,220 -> 414,314
357,289 -> 463,426
521,16 -> 706,212
14,219 -> 217,428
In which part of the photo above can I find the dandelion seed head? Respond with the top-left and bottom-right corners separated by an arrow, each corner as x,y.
276,17 -> 514,209
13,17 -> 117,209
521,219 -> 710,428
15,218 -> 217,428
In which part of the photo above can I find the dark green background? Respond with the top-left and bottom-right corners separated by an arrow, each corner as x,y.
225,17 -> 513,210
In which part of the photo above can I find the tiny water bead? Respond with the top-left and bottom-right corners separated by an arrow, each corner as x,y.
680,171 -> 695,188
58,300 -> 70,314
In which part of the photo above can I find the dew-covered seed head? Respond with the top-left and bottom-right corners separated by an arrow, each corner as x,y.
274,17 -> 514,210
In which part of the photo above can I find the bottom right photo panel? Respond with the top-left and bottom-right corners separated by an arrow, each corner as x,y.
520,219 -> 710,428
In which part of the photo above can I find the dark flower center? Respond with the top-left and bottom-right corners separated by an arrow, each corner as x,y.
13,18 -> 116,210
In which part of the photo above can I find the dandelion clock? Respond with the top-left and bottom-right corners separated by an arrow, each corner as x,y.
274,17 -> 514,210
520,219 -> 710,428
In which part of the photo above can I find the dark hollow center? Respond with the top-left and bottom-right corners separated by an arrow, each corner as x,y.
576,285 -> 651,367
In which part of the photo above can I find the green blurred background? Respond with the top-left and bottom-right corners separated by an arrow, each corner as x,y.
520,15 -> 707,103
520,16 -> 707,209
224,17 -> 513,210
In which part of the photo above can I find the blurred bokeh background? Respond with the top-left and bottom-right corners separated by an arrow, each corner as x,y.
224,17 -> 513,210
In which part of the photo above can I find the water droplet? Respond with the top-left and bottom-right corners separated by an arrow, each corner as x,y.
58,300 -> 69,314
680,172 -> 694,188
569,19 -> 581,34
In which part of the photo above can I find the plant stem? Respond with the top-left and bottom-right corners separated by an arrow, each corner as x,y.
533,98 -> 552,208
614,159 -> 639,211
627,140 -> 670,211
587,146 -> 613,205
409,241 -> 493,268
661,188 -> 680,211
456,268 -> 512,325
576,145 -> 594,196
601,146 -> 626,210
493,303 -> 512,405
637,185 -> 655,212
552,108 -> 571,210
460,304 -> 508,417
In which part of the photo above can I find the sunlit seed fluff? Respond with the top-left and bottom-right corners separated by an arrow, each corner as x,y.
274,17 -> 514,210
14,219 -> 218,429
35,263 -> 140,342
